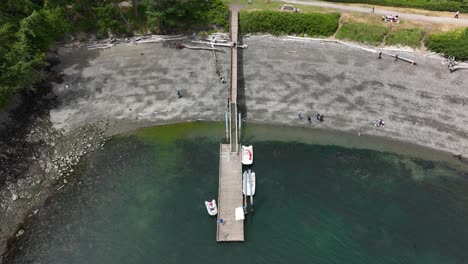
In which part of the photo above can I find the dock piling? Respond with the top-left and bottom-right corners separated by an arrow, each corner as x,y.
225,112 -> 229,143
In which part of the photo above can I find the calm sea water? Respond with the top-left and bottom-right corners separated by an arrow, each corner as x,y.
5,123 -> 468,264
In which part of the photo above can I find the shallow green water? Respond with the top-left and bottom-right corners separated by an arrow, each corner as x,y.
6,123 -> 468,263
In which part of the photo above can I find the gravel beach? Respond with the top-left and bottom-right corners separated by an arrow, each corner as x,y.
52,36 -> 468,155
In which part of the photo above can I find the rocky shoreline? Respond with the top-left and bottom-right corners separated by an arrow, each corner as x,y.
1,36 -> 468,261
0,92 -> 109,262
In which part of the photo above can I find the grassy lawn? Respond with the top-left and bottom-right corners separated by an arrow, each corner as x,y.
221,0 -> 331,13
335,22 -> 388,45
386,28 -> 424,47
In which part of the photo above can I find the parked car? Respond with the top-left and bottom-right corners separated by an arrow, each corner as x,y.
281,5 -> 299,12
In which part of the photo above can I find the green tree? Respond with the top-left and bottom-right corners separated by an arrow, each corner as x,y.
143,0 -> 213,33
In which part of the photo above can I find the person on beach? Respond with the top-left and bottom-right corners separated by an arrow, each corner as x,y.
298,112 -> 302,120
317,113 -> 324,122
372,7 -> 375,13
455,11 -> 460,19
177,90 -> 182,98
307,115 -> 312,124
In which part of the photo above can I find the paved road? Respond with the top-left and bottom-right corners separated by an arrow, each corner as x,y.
286,0 -> 468,25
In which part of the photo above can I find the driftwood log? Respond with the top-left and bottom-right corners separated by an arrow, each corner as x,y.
176,42 -> 225,52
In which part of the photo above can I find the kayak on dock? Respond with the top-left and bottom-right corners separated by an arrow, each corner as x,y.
241,145 -> 253,165
205,199 -> 218,216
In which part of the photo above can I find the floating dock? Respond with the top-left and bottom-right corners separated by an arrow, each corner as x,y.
216,144 -> 244,242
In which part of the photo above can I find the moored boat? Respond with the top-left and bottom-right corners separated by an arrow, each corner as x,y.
242,169 -> 256,196
241,145 -> 253,165
205,199 -> 218,216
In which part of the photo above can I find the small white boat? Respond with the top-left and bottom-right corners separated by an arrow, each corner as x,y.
205,199 -> 218,216
241,145 -> 253,165
243,169 -> 256,196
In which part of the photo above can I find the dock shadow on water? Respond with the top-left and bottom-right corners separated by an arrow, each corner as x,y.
4,123 -> 468,264
237,33 -> 247,118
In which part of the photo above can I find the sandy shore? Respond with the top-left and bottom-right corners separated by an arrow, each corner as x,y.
51,36 -> 468,155
1,35 -> 468,260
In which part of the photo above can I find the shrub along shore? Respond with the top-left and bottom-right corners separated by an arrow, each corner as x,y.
240,11 -> 340,37
426,28 -> 468,60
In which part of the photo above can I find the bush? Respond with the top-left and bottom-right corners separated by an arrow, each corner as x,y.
239,11 -> 340,37
386,28 -> 424,48
321,0 -> 468,13
425,28 -> 468,60
336,22 -> 388,45
208,0 -> 230,29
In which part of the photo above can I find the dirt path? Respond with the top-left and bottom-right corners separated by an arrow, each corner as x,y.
286,0 -> 468,25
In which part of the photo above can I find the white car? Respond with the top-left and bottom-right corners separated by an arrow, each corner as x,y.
281,5 -> 300,12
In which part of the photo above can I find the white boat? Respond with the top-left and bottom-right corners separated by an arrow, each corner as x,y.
241,145 -> 253,165
205,199 -> 218,216
243,169 -> 256,196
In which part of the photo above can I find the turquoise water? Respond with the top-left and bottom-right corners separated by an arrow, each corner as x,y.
5,123 -> 468,263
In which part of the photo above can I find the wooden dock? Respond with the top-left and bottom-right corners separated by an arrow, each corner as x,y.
230,7 -> 239,104
215,6 -> 244,243
216,144 -> 244,242
229,6 -> 240,153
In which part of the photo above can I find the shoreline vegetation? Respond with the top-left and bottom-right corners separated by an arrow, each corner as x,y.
240,11 -> 340,37
1,0 -> 467,108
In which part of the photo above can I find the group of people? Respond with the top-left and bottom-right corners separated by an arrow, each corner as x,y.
298,112 -> 324,124
382,14 -> 399,23
376,9 -> 461,21
299,112 -> 386,128
374,119 -> 385,127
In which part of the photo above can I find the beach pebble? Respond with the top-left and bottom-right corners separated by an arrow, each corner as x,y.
11,194 -> 18,201
16,229 -> 25,237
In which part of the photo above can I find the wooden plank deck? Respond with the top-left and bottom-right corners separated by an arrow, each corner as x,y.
230,7 -> 239,104
229,7 -> 239,152
216,144 -> 244,242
